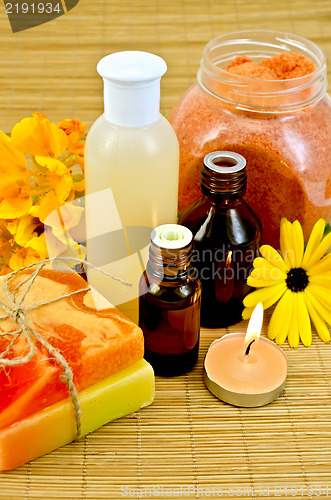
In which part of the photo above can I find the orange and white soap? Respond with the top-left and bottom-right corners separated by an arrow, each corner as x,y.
0,268 -> 154,470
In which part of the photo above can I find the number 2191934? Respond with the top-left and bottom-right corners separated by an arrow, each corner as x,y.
5,3 -> 62,14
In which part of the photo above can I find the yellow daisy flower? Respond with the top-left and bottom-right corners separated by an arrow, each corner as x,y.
243,218 -> 331,347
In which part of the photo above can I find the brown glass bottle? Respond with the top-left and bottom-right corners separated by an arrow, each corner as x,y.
178,151 -> 262,328
139,224 -> 201,377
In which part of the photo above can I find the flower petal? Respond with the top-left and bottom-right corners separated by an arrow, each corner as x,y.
291,220 -> 304,267
26,232 -> 48,259
304,287 -> 331,325
309,273 -> 331,287
57,119 -> 87,148
280,218 -> 295,268
303,293 -> 330,343
304,231 -> 331,270
259,245 -> 289,272
243,281 -> 286,310
247,277 -> 285,288
72,178 -> 85,192
10,215 -> 40,247
34,156 -> 73,204
307,283 -> 331,310
268,289 -> 293,342
0,191 -> 32,219
301,218 -> 326,270
275,329 -> 290,345
0,131 -> 30,197
6,219 -> 20,236
253,256 -> 278,270
30,191 -> 60,223
297,292 -> 312,347
307,252 -> 331,276
248,257 -> 286,287
9,247 -> 42,271
250,267 -> 286,281
11,113 -> 68,158
288,293 -> 299,348
242,307 -> 255,320
35,156 -> 68,174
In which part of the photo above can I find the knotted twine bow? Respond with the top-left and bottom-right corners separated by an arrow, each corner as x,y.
0,257 -> 131,439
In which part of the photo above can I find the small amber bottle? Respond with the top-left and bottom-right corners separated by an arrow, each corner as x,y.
139,224 -> 201,377
179,151 -> 262,328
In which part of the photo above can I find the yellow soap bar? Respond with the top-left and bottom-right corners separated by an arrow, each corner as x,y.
0,359 -> 154,471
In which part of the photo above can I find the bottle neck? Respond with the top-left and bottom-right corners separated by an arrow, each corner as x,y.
200,151 -> 247,206
198,30 -> 327,112
103,79 -> 161,127
146,242 -> 193,284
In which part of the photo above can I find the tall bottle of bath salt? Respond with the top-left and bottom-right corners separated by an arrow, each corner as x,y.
84,51 -> 179,323
179,151 -> 261,328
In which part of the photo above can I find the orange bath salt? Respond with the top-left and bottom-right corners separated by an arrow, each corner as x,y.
228,62 -> 276,79
226,51 -> 315,80
261,52 -> 316,79
227,55 -> 277,79
227,55 -> 252,68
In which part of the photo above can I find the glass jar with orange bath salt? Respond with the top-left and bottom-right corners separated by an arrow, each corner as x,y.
169,31 -> 331,248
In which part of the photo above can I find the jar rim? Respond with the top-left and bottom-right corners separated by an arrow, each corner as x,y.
199,30 -> 327,111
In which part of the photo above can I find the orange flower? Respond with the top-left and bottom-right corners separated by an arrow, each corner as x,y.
70,142 -> 85,172
26,232 -> 48,258
0,185 -> 32,219
9,246 -> 46,271
59,120 -> 86,176
64,145 -> 85,178
33,156 -> 73,203
0,131 -> 31,196
11,112 -> 68,158
7,215 -> 43,248
0,220 -> 15,265
30,191 -> 61,224
58,119 -> 87,148
0,113 -> 86,275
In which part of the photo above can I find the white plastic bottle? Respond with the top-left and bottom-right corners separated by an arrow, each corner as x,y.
84,51 -> 179,323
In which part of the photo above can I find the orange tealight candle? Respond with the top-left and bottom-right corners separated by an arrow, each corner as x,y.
204,303 -> 288,407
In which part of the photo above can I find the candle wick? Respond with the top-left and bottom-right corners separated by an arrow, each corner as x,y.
245,339 -> 255,356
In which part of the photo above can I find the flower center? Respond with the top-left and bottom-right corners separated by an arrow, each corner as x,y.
286,267 -> 309,292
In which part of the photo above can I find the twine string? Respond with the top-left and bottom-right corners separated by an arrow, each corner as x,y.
0,257 -> 131,439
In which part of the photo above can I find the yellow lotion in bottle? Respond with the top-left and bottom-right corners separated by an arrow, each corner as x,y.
84,51 -> 179,323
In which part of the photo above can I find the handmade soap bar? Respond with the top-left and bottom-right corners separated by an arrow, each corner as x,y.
0,266 -> 154,470
0,359 -> 154,471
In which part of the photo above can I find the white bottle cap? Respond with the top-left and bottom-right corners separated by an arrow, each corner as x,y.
97,51 -> 167,127
151,224 -> 193,249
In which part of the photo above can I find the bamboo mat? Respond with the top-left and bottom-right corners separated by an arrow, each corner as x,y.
1,0 -> 331,498
1,0 -> 331,131
1,309 -> 331,500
